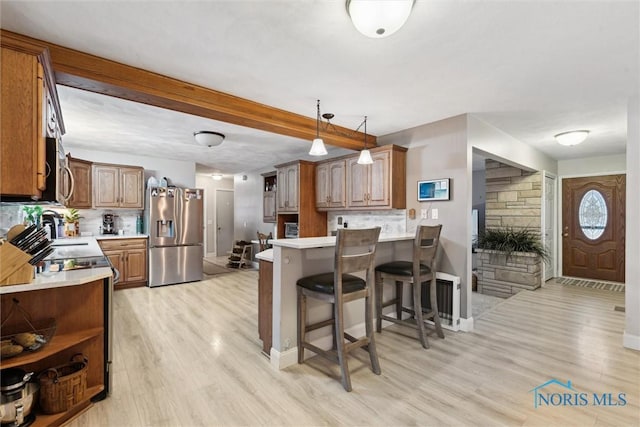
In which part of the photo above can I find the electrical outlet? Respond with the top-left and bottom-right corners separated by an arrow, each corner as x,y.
432,208 -> 439,220
421,209 -> 427,219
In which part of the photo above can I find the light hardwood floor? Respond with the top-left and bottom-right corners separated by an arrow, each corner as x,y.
68,274 -> 639,426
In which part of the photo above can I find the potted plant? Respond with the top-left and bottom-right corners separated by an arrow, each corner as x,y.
63,208 -> 81,237
22,205 -> 43,227
475,227 -> 548,297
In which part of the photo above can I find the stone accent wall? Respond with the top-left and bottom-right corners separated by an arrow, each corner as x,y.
484,159 -> 542,231
476,249 -> 542,297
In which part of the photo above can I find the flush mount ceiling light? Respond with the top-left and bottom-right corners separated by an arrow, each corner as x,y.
346,0 -> 415,38
309,99 -> 328,156
194,131 -> 225,147
211,174 -> 223,181
357,116 -> 373,165
554,130 -> 590,146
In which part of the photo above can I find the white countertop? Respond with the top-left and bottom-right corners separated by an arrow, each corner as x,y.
95,234 -> 148,240
256,248 -> 273,262
0,266 -> 112,294
47,237 -> 104,259
270,233 -> 415,249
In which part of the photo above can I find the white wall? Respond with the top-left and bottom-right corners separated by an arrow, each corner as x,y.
380,115 -> 472,319
195,174 -> 234,255
558,154 -> 626,177
472,169 -> 486,235
65,147 -> 196,188
233,171 -> 277,246
467,115 -> 558,174
625,94 -> 640,351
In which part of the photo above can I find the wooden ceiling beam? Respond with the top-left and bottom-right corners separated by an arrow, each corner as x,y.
1,30 -> 375,151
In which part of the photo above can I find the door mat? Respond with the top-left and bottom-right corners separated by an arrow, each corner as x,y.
203,260 -> 237,276
558,277 -> 624,292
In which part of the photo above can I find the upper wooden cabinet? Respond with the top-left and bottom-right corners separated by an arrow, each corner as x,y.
262,172 -> 277,223
93,164 -> 144,209
316,159 -> 346,210
0,36 -> 64,199
316,145 -> 407,211
274,160 -> 327,238
276,163 -> 299,213
67,155 -> 93,209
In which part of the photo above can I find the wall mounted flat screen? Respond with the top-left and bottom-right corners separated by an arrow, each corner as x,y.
418,178 -> 450,201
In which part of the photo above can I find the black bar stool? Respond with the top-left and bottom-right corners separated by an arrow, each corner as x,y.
375,225 -> 444,348
296,227 -> 381,392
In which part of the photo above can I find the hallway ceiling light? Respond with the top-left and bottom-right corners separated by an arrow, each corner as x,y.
554,130 -> 590,146
211,174 -> 223,180
346,0 -> 415,38
194,131 -> 225,147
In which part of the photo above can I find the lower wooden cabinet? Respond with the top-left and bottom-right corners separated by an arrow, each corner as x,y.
0,278 -> 109,426
98,238 -> 147,289
258,259 -> 273,356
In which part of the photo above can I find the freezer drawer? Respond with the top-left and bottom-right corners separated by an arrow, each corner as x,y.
149,245 -> 203,287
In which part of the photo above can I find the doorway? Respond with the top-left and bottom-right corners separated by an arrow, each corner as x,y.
543,173 -> 557,281
216,190 -> 234,256
562,174 -> 626,282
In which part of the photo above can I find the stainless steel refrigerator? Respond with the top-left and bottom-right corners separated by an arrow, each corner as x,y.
146,186 -> 204,287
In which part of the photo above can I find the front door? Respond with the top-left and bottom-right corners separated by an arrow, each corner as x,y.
215,190 -> 234,257
562,175 -> 625,282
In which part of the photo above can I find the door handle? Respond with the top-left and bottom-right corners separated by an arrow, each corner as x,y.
563,233 -> 569,237
218,227 -> 222,231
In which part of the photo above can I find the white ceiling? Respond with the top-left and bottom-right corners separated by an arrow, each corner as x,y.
1,1 -> 637,175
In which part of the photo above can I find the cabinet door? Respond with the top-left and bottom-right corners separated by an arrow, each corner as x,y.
36,63 -> 46,192
367,151 -> 390,207
263,191 -> 276,222
103,250 -> 124,284
120,167 -> 143,208
276,167 -> 288,211
328,160 -> 346,209
94,165 -> 120,207
346,158 -> 368,208
315,162 -> 330,209
125,248 -> 147,283
68,158 -> 92,209
285,164 -> 299,212
0,48 -> 41,197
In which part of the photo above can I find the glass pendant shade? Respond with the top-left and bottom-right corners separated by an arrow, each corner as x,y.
554,130 -> 590,146
309,138 -> 328,156
194,131 -> 225,147
357,148 -> 373,165
347,0 -> 414,38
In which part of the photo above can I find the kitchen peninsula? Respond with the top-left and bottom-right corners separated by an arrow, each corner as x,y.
264,233 -> 416,370
0,238 -> 113,426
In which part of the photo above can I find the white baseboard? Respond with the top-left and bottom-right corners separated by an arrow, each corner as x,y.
270,347 -> 298,370
623,331 -> 640,351
459,317 -> 474,332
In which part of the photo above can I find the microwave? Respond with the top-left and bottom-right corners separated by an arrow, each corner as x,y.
41,137 -> 74,204
284,222 -> 299,239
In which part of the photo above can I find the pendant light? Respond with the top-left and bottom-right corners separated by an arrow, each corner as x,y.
309,100 -> 328,156
357,116 -> 373,165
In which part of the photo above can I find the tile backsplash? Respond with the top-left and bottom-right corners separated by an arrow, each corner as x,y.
0,204 -> 142,238
327,210 -> 407,235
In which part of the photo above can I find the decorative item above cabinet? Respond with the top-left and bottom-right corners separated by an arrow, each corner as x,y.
315,144 -> 407,211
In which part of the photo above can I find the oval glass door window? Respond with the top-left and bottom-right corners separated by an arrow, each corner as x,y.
579,190 -> 608,239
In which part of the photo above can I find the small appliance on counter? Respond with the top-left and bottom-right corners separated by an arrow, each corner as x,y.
101,214 -> 117,235
41,210 -> 63,240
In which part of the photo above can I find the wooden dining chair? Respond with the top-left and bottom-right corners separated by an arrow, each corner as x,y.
257,231 -> 273,252
296,227 -> 381,391
375,224 -> 444,348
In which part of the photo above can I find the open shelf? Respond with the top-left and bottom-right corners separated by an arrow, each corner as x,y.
1,327 -> 103,369
32,384 -> 105,427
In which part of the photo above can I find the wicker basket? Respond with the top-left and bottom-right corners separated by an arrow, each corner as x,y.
38,354 -> 88,414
